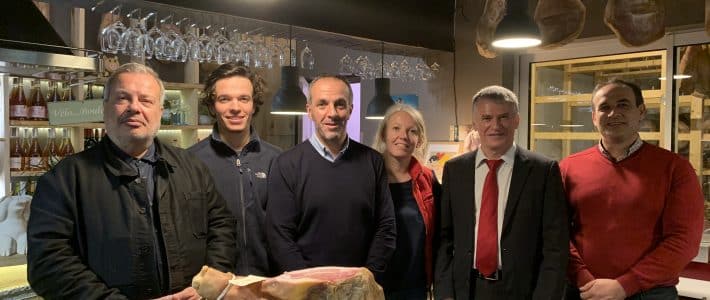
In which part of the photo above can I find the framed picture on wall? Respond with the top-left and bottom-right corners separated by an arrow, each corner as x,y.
426,141 -> 464,181
391,94 -> 419,109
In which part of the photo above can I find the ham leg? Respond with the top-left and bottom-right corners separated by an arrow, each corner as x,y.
476,0 -> 507,58
534,0 -> 586,49
604,0 -> 665,47
261,267 -> 384,300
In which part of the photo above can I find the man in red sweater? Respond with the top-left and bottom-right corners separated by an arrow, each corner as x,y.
560,79 -> 704,300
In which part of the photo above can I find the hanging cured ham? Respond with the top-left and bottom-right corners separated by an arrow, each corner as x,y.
534,0 -> 586,49
476,0 -> 506,58
604,0 -> 665,47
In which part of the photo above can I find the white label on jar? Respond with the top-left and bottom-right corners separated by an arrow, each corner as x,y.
11,105 -> 28,117
30,106 -> 47,118
10,157 -> 22,169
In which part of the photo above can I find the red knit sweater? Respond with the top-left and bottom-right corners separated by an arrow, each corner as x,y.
560,143 -> 705,296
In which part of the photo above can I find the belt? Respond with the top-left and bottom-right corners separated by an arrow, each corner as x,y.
471,268 -> 502,281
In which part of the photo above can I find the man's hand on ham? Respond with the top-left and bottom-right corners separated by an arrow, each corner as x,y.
154,287 -> 201,300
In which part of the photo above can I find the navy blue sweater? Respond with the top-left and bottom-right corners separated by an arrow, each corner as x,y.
266,139 -> 396,279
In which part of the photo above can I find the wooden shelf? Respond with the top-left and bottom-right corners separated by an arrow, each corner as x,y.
10,171 -> 45,177
534,90 -> 663,105
10,120 -> 210,130
533,131 -> 661,140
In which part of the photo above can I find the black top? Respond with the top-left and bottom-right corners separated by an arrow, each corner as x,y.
188,125 -> 281,276
383,180 -> 427,292
266,139 -> 396,280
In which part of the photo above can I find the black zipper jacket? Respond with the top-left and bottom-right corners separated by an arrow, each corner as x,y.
189,126 -> 281,276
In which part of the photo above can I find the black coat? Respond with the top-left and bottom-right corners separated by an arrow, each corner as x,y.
188,127 -> 281,276
434,147 -> 568,300
27,138 -> 236,299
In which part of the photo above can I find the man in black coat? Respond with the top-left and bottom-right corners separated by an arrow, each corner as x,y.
27,63 -> 236,299
434,85 -> 568,300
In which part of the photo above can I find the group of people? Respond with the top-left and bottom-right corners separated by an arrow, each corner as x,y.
25,62 -> 704,300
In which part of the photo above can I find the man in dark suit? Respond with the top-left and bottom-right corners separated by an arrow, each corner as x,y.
434,85 -> 568,300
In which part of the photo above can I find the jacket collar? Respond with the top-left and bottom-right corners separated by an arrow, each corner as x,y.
210,123 -> 262,155
102,137 -> 176,178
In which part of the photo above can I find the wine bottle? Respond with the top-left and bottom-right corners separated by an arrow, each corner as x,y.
10,128 -> 23,171
29,79 -> 48,121
9,77 -> 28,120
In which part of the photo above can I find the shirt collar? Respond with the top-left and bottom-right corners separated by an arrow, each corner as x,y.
598,136 -> 643,162
109,138 -> 158,165
308,134 -> 349,162
475,143 -> 516,169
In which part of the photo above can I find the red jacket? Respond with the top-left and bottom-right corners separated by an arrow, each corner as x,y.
408,157 -> 441,285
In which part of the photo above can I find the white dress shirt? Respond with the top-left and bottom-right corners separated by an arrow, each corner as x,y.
473,144 -> 516,270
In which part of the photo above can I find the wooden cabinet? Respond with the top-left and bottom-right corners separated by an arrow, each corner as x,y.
529,50 -> 667,161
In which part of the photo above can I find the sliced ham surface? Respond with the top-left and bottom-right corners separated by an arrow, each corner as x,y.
534,0 -> 586,49
604,0 -> 665,47
261,267 -> 384,300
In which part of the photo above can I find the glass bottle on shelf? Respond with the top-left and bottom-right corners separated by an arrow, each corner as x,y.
61,128 -> 75,156
84,128 -> 97,149
47,80 -> 61,102
61,82 -> 74,101
94,128 -> 103,143
9,77 -> 28,120
44,128 -> 61,169
10,127 -> 23,171
28,128 -> 44,171
86,83 -> 95,99
22,128 -> 30,170
29,79 -> 48,121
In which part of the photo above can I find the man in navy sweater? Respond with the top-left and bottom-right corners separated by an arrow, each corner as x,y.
266,75 -> 396,281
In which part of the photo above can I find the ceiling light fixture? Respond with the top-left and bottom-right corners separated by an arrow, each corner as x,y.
271,25 -> 307,115
491,0 -> 541,49
365,41 -> 394,120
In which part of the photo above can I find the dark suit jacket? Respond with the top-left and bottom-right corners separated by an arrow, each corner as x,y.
434,147 -> 568,300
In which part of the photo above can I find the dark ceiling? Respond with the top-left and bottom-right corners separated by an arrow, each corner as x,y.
146,0 -> 456,52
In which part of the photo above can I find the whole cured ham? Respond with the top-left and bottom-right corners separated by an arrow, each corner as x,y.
604,0 -> 665,47
476,0 -> 507,58
191,266 -> 384,300
534,0 -> 586,49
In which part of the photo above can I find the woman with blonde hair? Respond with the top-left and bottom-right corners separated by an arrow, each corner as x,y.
372,104 -> 441,299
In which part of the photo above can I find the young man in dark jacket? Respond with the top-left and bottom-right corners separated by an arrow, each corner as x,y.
189,62 -> 281,276
27,63 -> 236,299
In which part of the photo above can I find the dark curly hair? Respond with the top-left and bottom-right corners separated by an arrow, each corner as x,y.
201,62 -> 267,116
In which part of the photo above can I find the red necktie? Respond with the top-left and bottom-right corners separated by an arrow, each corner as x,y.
475,159 -> 503,276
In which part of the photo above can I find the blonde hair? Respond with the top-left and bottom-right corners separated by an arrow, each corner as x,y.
372,104 -> 428,162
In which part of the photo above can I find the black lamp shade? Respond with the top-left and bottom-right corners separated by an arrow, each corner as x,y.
492,6 -> 541,48
271,66 -> 307,115
366,78 -> 394,119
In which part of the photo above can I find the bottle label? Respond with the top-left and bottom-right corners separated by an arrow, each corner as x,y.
10,105 -> 28,117
30,106 -> 47,118
10,157 -> 22,169
29,157 -> 42,169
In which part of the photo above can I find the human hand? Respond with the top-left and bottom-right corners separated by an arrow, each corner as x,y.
153,287 -> 201,300
579,279 -> 626,300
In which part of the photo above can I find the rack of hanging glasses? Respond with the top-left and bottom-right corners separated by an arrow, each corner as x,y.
86,0 -> 442,75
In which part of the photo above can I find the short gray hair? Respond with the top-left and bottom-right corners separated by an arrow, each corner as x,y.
472,85 -> 519,113
103,63 -> 165,105
308,74 -> 353,105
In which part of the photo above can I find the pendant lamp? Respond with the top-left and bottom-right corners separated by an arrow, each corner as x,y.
365,41 -> 394,120
491,0 -> 541,49
271,25 -> 307,115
